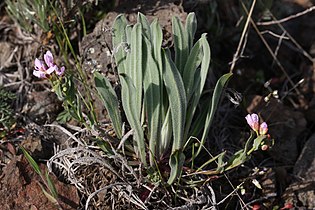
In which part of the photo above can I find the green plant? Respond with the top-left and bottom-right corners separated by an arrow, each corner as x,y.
5,0 -> 99,127
5,0 -> 50,32
94,13 -> 232,184
191,113 -> 273,176
4,0 -> 88,33
30,12 -> 272,190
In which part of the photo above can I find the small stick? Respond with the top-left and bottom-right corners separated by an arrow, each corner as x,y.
257,6 -> 315,26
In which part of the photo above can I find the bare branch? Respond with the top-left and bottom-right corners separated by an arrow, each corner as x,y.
257,6 -> 315,26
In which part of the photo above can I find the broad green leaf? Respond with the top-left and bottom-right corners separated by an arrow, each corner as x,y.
125,25 -> 132,45
45,171 -> 58,199
193,34 -> 211,101
185,12 -> 197,50
224,149 -> 248,171
184,34 -> 210,140
168,150 -> 185,185
162,49 -> 187,151
94,72 -> 123,138
20,146 -> 41,175
120,74 -> 147,166
150,19 -> 163,64
123,25 -> 132,116
252,135 -> 266,151
159,108 -> 172,156
196,73 -> 233,157
137,12 -> 151,40
224,131 -> 255,171
245,134 -> 267,155
185,75 -> 203,137
162,49 -> 187,184
182,38 -> 203,101
143,37 -> 161,166
150,19 -> 166,122
126,23 -> 143,119
172,16 -> 189,74
112,15 -> 128,74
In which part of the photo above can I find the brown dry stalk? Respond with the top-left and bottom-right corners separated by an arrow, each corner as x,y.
229,0 -> 257,73
256,6 -> 315,26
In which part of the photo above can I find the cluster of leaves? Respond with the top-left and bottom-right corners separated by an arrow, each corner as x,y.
95,13 -> 274,186
94,13 -> 232,184
5,0 -> 50,32
0,88 -> 15,134
5,0 -> 90,33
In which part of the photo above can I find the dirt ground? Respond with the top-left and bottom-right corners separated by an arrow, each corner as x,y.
1,0 -> 315,209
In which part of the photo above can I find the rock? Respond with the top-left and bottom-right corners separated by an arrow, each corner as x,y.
20,123 -> 54,160
247,95 -> 307,164
22,91 -> 62,124
294,133 -> 315,180
80,0 -> 187,76
282,181 -> 315,209
281,133 -> 315,208
0,155 -> 79,210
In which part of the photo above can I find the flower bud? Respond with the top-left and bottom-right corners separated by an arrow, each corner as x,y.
261,145 -> 269,151
259,122 -> 268,135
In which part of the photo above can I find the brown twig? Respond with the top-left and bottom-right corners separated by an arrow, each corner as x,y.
256,6 -> 315,26
241,2 -> 303,97
229,0 -> 257,73
268,13 -> 314,62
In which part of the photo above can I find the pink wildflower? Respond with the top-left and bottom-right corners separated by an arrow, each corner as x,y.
259,122 -> 268,135
245,113 -> 259,132
33,51 -> 65,78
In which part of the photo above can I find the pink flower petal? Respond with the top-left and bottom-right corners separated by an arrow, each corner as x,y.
251,113 -> 259,131
56,66 -> 65,76
245,113 -> 260,132
33,70 -> 46,78
250,113 -> 259,123
245,114 -> 253,126
44,50 -> 54,67
34,58 -> 46,70
47,65 -> 57,74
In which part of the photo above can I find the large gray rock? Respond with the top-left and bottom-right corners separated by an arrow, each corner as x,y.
294,133 -> 315,180
282,133 -> 315,209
